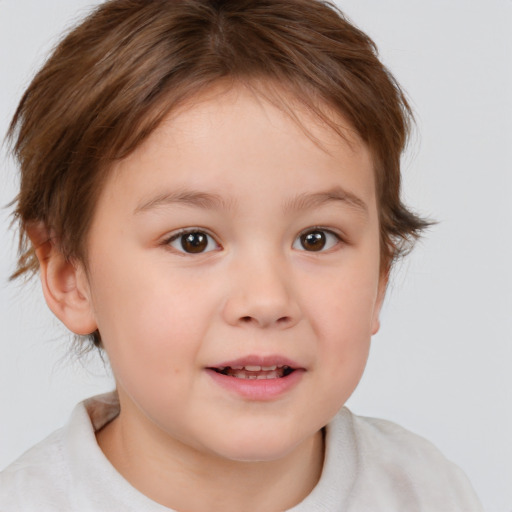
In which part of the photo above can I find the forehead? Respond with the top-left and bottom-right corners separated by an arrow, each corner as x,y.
100,83 -> 376,216
164,81 -> 367,159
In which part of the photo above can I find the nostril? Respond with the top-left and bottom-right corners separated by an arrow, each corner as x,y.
234,312 -> 298,328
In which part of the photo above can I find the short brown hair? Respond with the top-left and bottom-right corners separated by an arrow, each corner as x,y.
8,0 -> 429,346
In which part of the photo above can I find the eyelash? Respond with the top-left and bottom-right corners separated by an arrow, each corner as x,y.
163,227 -> 344,255
293,227 -> 343,253
164,229 -> 220,255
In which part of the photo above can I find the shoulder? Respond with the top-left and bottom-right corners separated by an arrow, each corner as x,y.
0,393 -> 155,512
0,427 -> 71,511
328,409 -> 484,511
0,394 -> 114,511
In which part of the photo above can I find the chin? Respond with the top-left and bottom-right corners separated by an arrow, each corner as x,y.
206,429 -> 314,464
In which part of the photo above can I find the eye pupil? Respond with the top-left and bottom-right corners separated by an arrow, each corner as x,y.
301,231 -> 326,251
181,232 -> 208,253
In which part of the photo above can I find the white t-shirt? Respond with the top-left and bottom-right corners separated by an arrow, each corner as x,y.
0,393 -> 483,511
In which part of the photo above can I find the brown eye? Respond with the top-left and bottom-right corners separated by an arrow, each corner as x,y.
300,231 -> 326,251
293,229 -> 340,252
182,232 -> 207,253
168,231 -> 218,254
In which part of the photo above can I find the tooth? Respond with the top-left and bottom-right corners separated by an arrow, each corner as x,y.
256,374 -> 267,380
244,365 -> 262,372
248,375 -> 258,380
262,365 -> 277,371
232,366 -> 244,370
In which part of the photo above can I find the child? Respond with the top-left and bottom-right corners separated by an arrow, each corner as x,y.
0,0 -> 484,510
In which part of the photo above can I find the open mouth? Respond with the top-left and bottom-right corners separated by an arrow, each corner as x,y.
210,365 -> 295,380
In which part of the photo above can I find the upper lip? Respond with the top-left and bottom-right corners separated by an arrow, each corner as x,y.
207,355 -> 304,370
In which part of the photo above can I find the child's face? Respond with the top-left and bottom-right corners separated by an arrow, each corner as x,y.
80,85 -> 385,462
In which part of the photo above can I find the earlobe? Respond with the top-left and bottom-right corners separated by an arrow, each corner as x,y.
27,223 -> 97,335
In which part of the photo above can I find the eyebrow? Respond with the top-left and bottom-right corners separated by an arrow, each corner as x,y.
283,186 -> 368,216
134,185 -> 368,216
134,189 -> 234,214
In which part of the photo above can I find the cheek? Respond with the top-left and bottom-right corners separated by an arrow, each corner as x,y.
306,261 -> 380,332
303,265 -> 378,375
87,259 -> 218,378
309,291 -> 373,414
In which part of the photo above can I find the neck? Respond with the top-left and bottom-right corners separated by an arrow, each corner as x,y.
96,402 -> 324,512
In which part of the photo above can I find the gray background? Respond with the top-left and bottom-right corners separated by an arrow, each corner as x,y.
1,1 -> 511,510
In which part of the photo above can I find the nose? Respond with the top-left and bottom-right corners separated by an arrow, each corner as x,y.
222,253 -> 302,329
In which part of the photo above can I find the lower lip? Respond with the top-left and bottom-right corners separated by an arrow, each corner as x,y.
205,369 -> 304,400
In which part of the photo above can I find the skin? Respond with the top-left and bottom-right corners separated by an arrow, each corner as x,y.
34,84 -> 386,511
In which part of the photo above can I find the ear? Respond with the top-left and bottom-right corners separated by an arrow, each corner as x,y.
26,222 -> 97,335
371,270 -> 389,336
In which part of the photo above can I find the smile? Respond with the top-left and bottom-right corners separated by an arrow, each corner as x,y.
213,365 -> 295,380
206,356 -> 304,399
